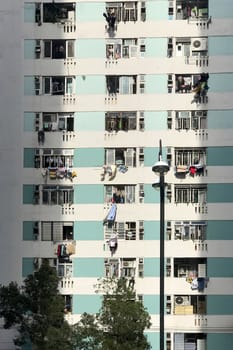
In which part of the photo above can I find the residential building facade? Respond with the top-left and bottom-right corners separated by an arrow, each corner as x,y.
0,0 -> 233,349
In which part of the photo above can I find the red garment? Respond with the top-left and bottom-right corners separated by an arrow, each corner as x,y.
189,166 -> 197,175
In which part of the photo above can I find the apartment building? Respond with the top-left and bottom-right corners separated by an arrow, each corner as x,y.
0,0 -> 233,349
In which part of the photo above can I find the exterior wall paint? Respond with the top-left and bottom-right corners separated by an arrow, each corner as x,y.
209,0 -> 233,18
207,295 -> 233,314
145,333 -> 159,350
23,221 -> 35,241
78,112 -> 104,131
22,257 -> 34,277
206,221 -> 233,240
72,295 -> 102,314
23,185 -> 34,204
24,3 -> 35,22
208,110 -> 233,129
208,258 -> 233,277
24,112 -> 35,131
76,185 -> 104,204
24,148 -> 34,167
145,75 -> 167,94
144,111 -> 167,130
24,40 -> 36,59
76,39 -> 105,58
76,3 -> 105,22
146,2 -> 168,20
209,73 -> 233,92
207,147 -> 233,166
24,76 -> 35,96
144,221 -> 160,240
207,334 -> 233,350
76,148 -> 104,167
73,258 -> 104,277
143,295 -> 160,314
144,184 -> 160,203
207,184 -> 233,203
144,258 -> 160,277
209,37 -> 233,56
145,38 -> 167,57
74,221 -> 103,240
76,75 -> 105,94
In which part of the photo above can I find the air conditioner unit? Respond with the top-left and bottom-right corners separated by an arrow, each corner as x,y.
123,261 -> 135,267
191,38 -> 208,51
175,295 -> 190,306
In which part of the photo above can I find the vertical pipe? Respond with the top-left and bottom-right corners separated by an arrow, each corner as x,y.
160,173 -> 165,350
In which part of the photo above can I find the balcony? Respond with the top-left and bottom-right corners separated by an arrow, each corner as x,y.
174,148 -> 206,177
104,184 -> 144,203
104,221 -> 144,241
104,257 -> 143,279
35,39 -> 75,61
174,295 -> 206,315
174,184 -> 207,204
106,38 -> 145,62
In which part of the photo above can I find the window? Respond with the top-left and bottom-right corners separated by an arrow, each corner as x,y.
43,3 -> 76,23
106,75 -> 137,94
42,113 -> 74,132
42,186 -> 74,205
175,111 -> 207,130
41,221 -> 74,241
105,111 -> 137,132
105,148 -> 136,167
42,76 -> 74,95
34,148 -> 73,169
174,221 -> 206,241
105,2 -> 138,23
175,148 -> 206,166
43,40 -> 74,59
175,185 -> 207,203
105,185 -> 136,203
105,221 -> 137,240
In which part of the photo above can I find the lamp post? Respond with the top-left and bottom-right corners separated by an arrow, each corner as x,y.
152,140 -> 169,350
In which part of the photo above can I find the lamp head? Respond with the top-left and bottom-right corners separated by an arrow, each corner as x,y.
152,160 -> 170,175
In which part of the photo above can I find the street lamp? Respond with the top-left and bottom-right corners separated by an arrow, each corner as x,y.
152,140 -> 169,350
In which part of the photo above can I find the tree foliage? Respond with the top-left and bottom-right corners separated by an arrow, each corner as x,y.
73,278 -> 151,350
0,259 -> 72,350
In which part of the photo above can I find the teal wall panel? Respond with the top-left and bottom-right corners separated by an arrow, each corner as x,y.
144,221 -> 160,240
144,258 -> 160,277
144,184 -> 160,203
145,332 -> 159,350
207,147 -> 233,166
209,74 -> 233,92
24,148 -> 35,168
77,148 -> 104,167
24,3 -> 35,22
75,185 -> 103,204
24,112 -> 35,131
145,38 -> 167,57
145,75 -> 167,93
76,75 -> 105,94
146,2 -> 168,20
209,0 -> 233,18
76,39 -> 105,58
73,295 -> 102,314
23,221 -> 34,241
74,221 -> 103,240
24,76 -> 35,96
207,221 -> 233,240
209,37 -> 233,55
208,258 -> 233,277
23,185 -> 34,204
76,3 -> 105,22
207,334 -> 233,350
207,184 -> 233,203
22,258 -> 34,277
24,40 -> 35,59
144,147 -> 165,166
207,295 -> 233,314
73,258 -> 104,277
143,295 -> 160,314
78,112 -> 105,131
208,110 -> 233,129
144,111 -> 167,130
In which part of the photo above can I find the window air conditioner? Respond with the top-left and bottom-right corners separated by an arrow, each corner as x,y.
175,295 -> 190,306
191,38 -> 208,51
